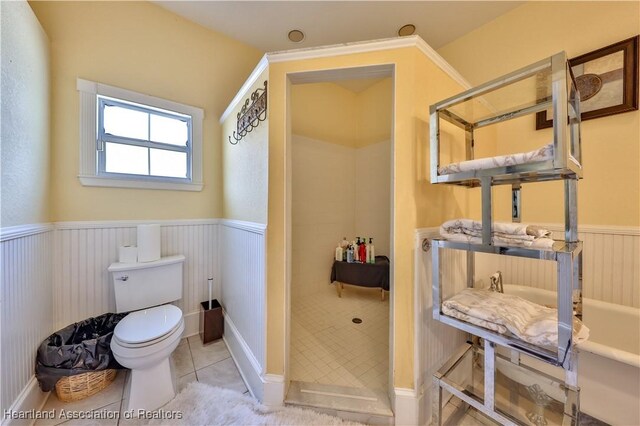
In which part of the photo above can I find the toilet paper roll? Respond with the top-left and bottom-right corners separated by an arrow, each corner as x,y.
118,246 -> 138,263
137,224 -> 161,262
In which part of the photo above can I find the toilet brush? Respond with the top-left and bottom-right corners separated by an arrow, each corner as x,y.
208,278 -> 213,310
200,278 -> 223,343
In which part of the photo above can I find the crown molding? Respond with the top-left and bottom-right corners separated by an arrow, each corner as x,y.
220,54 -> 269,123
219,35 -> 470,123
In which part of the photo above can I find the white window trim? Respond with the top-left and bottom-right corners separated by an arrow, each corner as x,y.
77,78 -> 204,191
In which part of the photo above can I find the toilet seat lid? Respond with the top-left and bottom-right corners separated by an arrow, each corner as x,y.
114,305 -> 182,344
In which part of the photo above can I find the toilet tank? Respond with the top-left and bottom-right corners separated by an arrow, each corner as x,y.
108,255 -> 185,313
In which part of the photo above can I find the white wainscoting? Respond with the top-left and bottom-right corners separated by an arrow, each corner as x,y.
474,225 -> 640,308
1,224 -> 54,422
414,228 -> 468,425
53,220 -> 219,334
1,218 -> 270,418
218,220 -> 267,400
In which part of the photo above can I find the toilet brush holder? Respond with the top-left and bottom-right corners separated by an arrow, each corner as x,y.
200,299 -> 223,344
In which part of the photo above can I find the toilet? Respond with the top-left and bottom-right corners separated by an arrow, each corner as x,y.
108,254 -> 185,412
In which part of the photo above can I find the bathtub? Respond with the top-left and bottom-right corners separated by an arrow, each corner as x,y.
503,284 -> 640,426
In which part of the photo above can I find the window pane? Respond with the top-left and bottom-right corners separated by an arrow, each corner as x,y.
150,149 -> 187,178
105,143 -> 149,175
103,104 -> 149,140
150,114 -> 188,146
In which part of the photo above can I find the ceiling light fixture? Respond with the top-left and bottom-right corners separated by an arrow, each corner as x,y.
398,24 -> 416,37
288,29 -> 305,43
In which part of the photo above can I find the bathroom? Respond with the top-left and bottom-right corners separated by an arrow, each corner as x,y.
1,1 -> 639,425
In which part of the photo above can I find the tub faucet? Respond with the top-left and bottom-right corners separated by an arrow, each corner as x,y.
489,271 -> 504,293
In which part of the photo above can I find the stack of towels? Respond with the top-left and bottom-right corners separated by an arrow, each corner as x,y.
440,218 -> 555,248
438,142 -> 554,175
443,288 -> 589,349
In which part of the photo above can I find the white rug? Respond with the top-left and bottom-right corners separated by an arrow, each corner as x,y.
146,382 -> 362,425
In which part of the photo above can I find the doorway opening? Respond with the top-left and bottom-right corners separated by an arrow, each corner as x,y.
284,64 -> 395,418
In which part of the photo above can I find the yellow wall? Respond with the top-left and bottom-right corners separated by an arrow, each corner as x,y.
291,83 -> 358,147
30,1 -> 262,222
266,47 -> 467,389
356,79 -> 393,147
1,1 -> 50,227
291,79 -> 393,148
221,70 -> 269,223
438,1 -> 640,226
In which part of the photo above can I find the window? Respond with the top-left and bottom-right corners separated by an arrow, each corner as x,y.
98,96 -> 191,180
77,79 -> 204,191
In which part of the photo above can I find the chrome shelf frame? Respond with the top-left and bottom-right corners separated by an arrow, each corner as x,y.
432,343 -> 580,426
431,239 -> 583,260
432,241 -> 582,369
431,161 -> 582,187
430,51 -> 582,187
429,51 -> 584,426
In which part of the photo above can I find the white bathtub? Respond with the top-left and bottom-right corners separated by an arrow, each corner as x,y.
503,284 -> 640,426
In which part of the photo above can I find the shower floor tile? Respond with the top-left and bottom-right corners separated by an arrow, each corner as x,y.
290,283 -> 390,390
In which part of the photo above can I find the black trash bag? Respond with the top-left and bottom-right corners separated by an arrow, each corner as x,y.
35,312 -> 128,391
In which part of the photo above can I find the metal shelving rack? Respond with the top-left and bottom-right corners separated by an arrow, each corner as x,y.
429,52 -> 584,426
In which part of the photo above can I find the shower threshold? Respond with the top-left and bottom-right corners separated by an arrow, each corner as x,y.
285,380 -> 393,424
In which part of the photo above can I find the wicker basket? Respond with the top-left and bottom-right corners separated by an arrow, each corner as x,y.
55,369 -> 117,402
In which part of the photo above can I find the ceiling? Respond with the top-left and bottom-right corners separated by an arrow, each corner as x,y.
155,1 -> 524,53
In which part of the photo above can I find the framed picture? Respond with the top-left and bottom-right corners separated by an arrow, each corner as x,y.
536,35 -> 639,129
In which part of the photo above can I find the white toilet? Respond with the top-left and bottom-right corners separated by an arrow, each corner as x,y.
108,254 -> 185,412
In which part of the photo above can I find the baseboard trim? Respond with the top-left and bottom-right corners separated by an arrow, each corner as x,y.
261,374 -> 285,407
222,313 -> 264,401
1,376 -> 49,426
394,387 -> 420,426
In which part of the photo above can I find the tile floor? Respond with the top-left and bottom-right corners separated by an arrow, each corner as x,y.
30,331 -> 593,426
35,336 -> 247,426
290,283 -> 390,390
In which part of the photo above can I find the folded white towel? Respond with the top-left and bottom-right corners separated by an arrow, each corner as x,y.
438,142 -> 554,175
440,218 -> 555,249
442,288 -> 589,349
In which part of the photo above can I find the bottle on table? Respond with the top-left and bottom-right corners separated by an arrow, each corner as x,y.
340,237 -> 349,261
359,238 -> 367,264
340,237 -> 349,249
367,238 -> 375,263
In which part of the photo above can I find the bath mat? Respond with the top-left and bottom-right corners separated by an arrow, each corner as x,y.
145,382 -> 362,425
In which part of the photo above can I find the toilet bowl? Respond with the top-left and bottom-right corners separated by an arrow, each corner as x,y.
111,304 -> 184,412
107,254 -> 186,413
